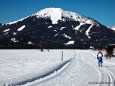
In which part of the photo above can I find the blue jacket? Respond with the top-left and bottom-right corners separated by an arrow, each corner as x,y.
97,57 -> 103,63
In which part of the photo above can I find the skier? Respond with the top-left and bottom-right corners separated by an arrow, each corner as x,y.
97,50 -> 103,67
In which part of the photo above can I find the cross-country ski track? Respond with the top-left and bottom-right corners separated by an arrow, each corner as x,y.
2,50 -> 115,86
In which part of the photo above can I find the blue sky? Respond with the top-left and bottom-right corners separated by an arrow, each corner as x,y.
0,0 -> 115,26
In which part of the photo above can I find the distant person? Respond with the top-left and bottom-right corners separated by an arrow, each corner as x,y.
97,50 -> 103,67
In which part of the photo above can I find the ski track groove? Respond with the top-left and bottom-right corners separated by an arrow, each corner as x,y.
102,68 -> 115,86
103,68 -> 115,86
102,68 -> 112,86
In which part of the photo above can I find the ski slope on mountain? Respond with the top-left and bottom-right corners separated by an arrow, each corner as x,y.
0,50 -> 115,86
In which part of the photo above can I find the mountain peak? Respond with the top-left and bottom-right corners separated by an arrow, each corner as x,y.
39,7 -> 63,12
6,8 -> 97,25
34,8 -> 63,24
34,8 -> 97,25
36,8 -> 63,16
6,8 -> 98,26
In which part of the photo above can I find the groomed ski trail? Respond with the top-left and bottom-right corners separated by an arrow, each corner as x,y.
6,50 -> 115,86
24,51 -> 101,86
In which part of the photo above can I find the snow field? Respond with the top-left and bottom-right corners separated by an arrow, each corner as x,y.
0,49 -> 75,86
1,49 -> 115,86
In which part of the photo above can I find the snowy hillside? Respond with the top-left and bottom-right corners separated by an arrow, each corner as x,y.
1,49 -> 115,86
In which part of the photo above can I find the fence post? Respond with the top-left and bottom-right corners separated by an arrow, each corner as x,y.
74,53 -> 76,59
61,51 -> 63,61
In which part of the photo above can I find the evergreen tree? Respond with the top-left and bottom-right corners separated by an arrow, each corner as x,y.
105,45 -> 114,59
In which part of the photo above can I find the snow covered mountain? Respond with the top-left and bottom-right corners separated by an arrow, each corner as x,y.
0,8 -> 115,49
34,8 -> 98,25
109,26 -> 115,31
7,8 -> 97,25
